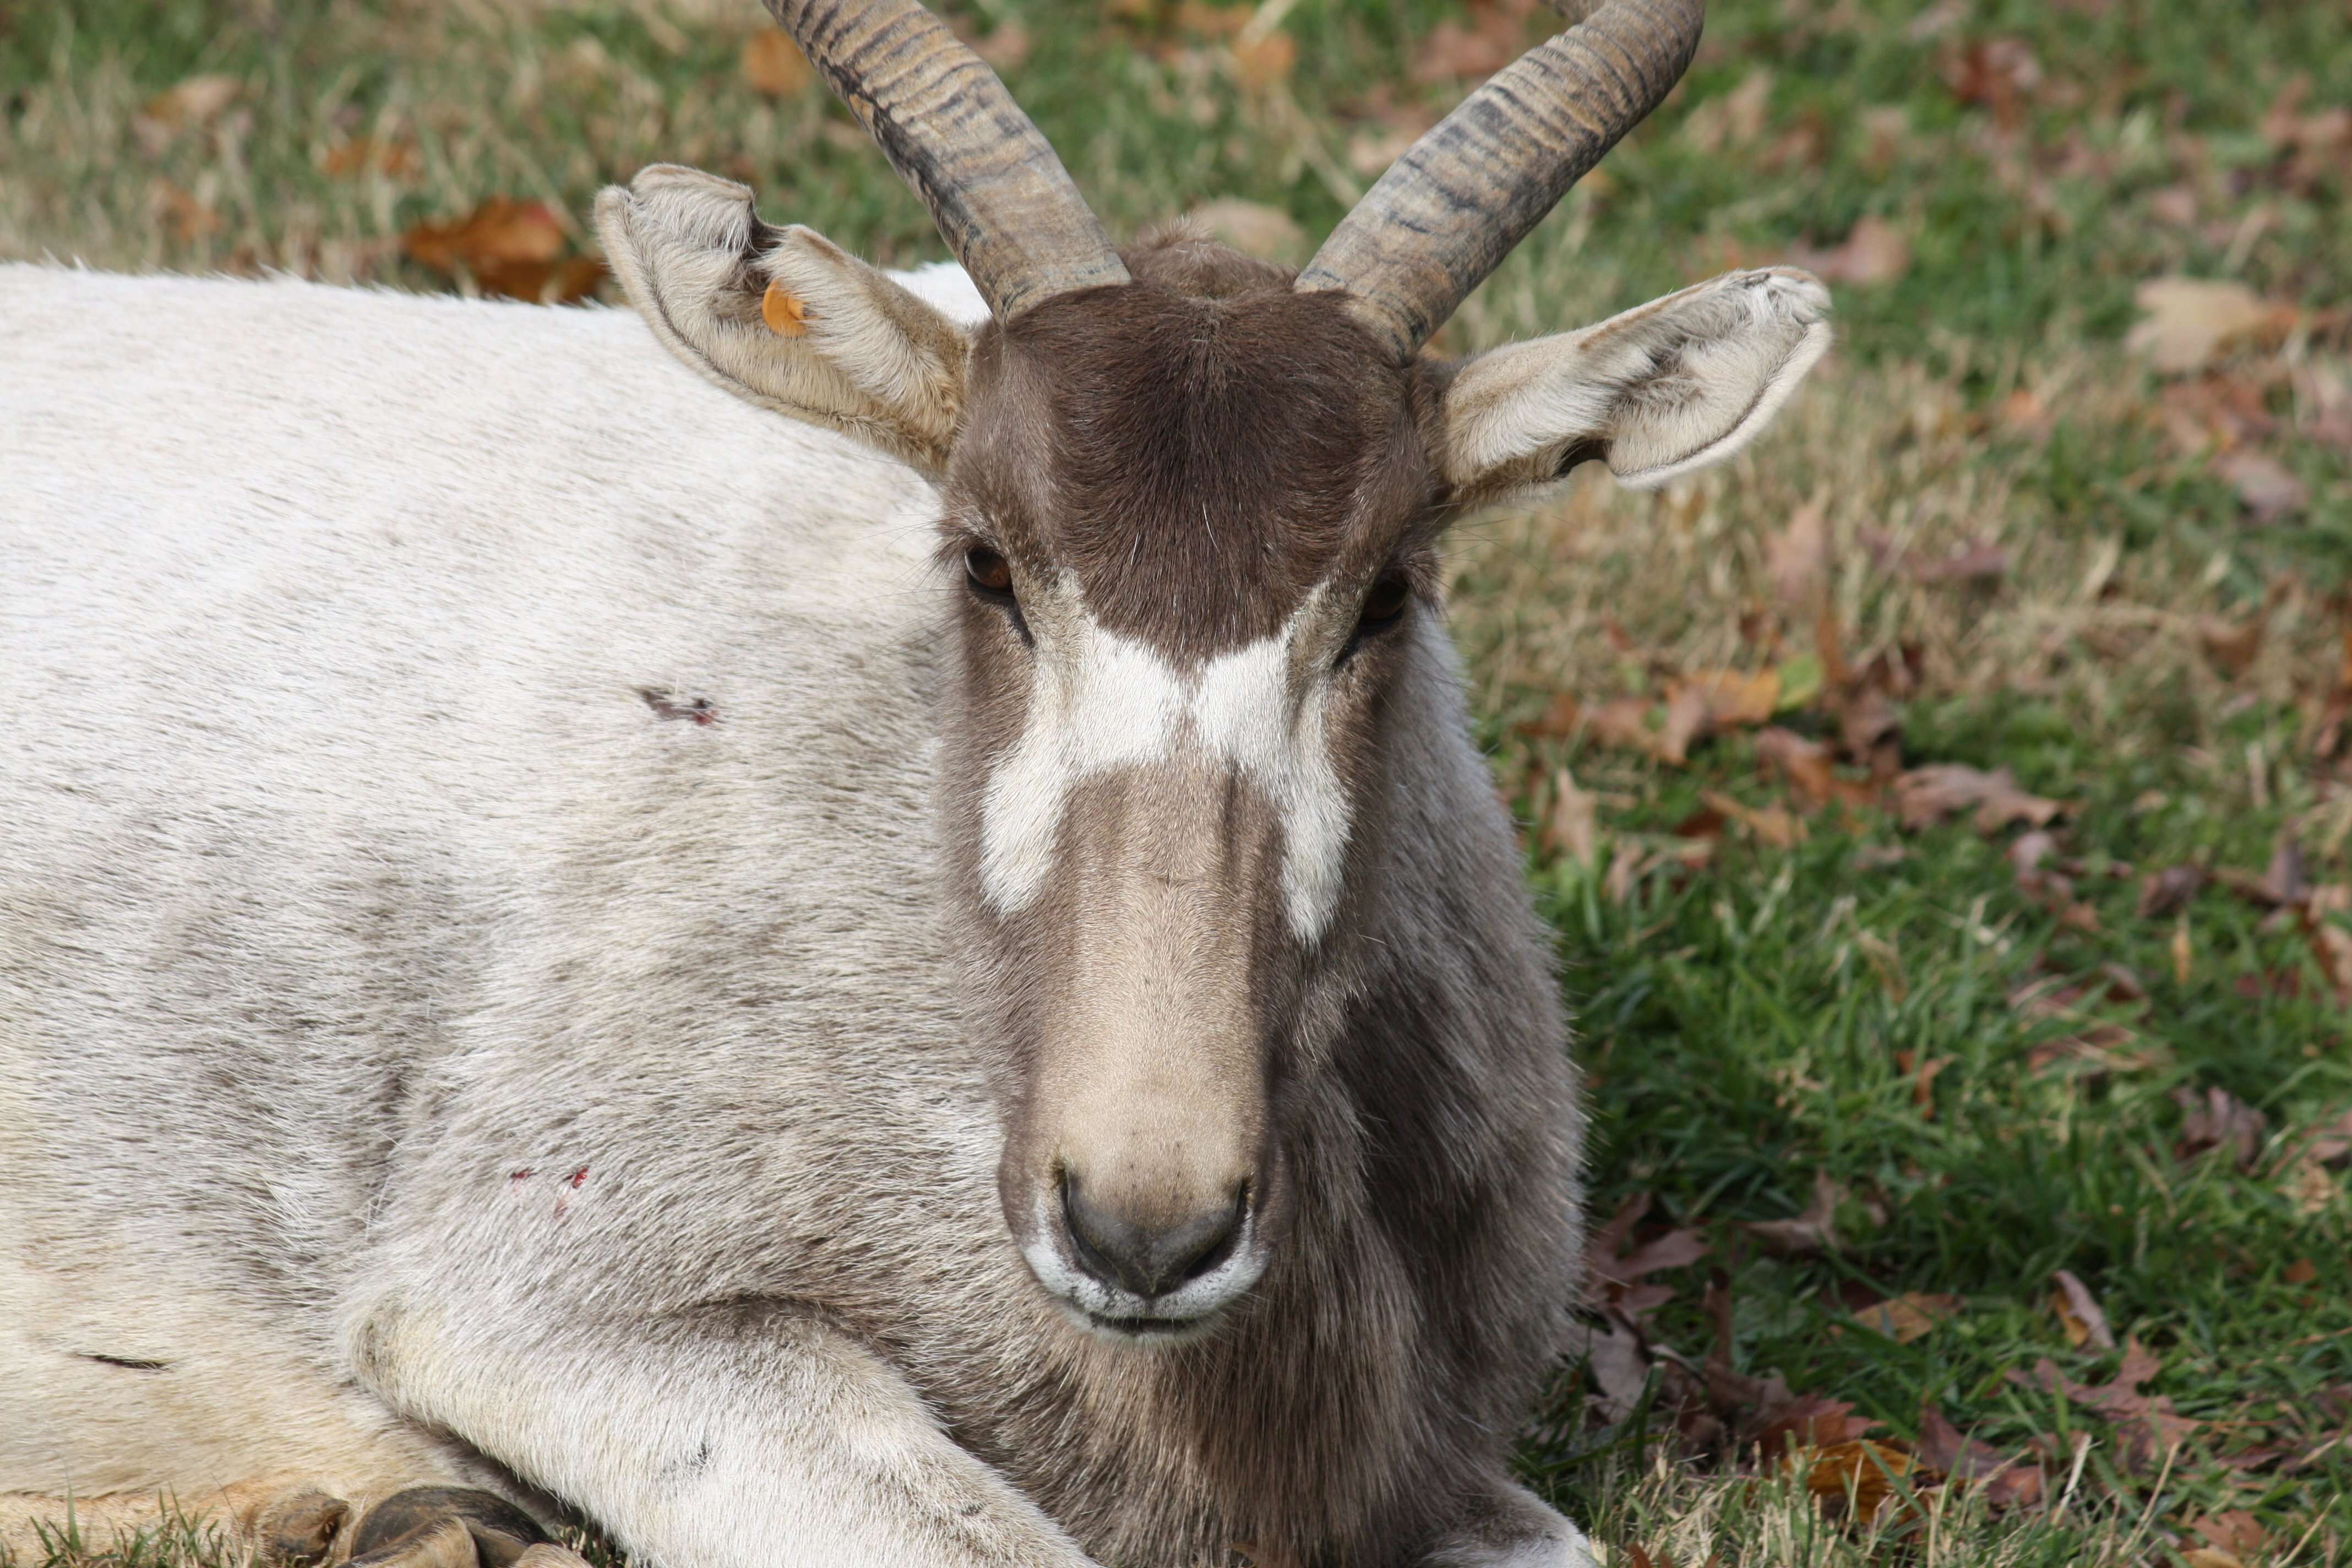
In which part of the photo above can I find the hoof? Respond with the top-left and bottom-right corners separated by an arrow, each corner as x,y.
353,1488 -> 548,1568
255,1491 -> 350,1567
350,1517 -> 478,1568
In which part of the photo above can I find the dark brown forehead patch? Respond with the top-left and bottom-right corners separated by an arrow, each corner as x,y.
956,270 -> 1429,656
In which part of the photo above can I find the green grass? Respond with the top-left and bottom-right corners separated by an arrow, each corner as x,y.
6,0 -> 2350,1561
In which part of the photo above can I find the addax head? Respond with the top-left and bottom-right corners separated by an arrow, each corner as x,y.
598,0 -> 1830,1341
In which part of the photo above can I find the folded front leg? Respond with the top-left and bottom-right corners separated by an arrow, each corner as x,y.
349,1295 -> 1096,1568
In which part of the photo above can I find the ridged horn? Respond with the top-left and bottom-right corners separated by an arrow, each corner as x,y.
1297,0 -> 1704,361
765,0 -> 1129,320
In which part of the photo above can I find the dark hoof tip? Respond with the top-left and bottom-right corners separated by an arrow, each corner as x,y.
257,1492 -> 349,1567
353,1488 -> 548,1568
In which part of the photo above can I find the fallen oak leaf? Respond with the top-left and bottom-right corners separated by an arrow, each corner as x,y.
1675,668 -> 1781,729
140,73 -> 242,132
1744,1170 -> 1843,1257
2173,1084 -> 2268,1171
2126,277 -> 2294,375
2137,863 -> 2207,918
1783,1439 -> 1918,1523
1852,1292 -> 1961,1344
1543,767 -> 1599,867
1894,764 -> 2063,833
1916,1403 -> 2022,1488
404,196 -> 567,279
1755,1393 -> 1878,1459
1700,790 -> 1805,849
2007,1337 -> 2199,1473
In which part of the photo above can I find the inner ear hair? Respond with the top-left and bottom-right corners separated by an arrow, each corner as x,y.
1439,266 -> 1832,505
595,164 -> 971,474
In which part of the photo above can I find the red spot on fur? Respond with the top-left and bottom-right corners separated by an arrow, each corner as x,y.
569,1166 -> 590,1188
510,1168 -> 533,1182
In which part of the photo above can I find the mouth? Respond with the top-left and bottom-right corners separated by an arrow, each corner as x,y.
1072,1305 -> 1221,1343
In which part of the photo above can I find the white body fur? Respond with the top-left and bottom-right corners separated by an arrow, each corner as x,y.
1,263 -> 1097,1564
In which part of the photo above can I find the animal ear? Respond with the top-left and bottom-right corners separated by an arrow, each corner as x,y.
594,164 -> 975,473
1437,268 -> 1831,504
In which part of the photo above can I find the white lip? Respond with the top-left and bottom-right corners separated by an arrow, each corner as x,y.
1019,1194 -> 1268,1337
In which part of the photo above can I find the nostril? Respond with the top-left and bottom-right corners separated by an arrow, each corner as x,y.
1061,1175 -> 1248,1300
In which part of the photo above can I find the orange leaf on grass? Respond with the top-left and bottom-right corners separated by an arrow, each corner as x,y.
405,197 -> 567,277
1785,1439 -> 1918,1522
1852,1292 -> 1961,1344
741,29 -> 815,96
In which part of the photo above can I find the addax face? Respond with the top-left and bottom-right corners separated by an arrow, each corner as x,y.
940,268 -> 1440,1338
596,0 -> 1831,1348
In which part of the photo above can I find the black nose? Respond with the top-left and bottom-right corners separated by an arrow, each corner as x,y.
1061,1175 -> 1247,1299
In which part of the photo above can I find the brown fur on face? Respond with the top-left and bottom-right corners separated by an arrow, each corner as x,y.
948,239 -> 1446,657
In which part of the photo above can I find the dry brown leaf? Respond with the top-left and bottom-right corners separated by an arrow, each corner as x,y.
741,29 -> 814,96
1756,727 -> 1835,808
1677,668 -> 1781,729
2214,450 -> 2308,521
1784,1439 -> 1917,1522
1745,1170 -> 1843,1257
1230,31 -> 1296,90
1755,1393 -> 1877,1458
1701,790 -> 1804,849
1586,698 -> 1657,755
1173,1 -> 1253,37
1765,501 -> 1829,613
1852,1292 -> 1961,1344
1916,1404 -> 2019,1488
1185,198 -> 1305,262
2305,917 -> 2352,1006
150,183 -> 221,244
1942,36 -> 2040,124
973,18 -> 1031,69
142,73 -> 242,130
1799,215 -> 1912,287
2198,611 -> 2270,675
2182,1551 -> 2245,1568
2050,1268 -> 2116,1351
1544,769 -> 1599,867
1518,692 -> 1581,739
2173,1085 -> 2268,1172
1894,764 -> 2062,833
321,136 -> 421,181
1560,1317 -> 1652,1421
1657,684 -> 1710,765
1680,68 -> 1773,154
404,196 -> 567,277
2126,278 -> 2291,375
2138,863 -> 2207,918
2189,1513 -> 2270,1560
1407,1 -> 1526,84
2008,1337 -> 2198,1472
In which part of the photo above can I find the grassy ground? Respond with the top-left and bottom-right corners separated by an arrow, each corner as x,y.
4,0 -> 2348,1562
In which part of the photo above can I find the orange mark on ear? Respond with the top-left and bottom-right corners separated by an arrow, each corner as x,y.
762,278 -> 811,337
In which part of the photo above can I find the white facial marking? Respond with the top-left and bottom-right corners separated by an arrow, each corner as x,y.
978,584 -> 1351,942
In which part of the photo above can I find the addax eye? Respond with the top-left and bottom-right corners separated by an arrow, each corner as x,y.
965,546 -> 1015,597
1359,573 -> 1413,628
